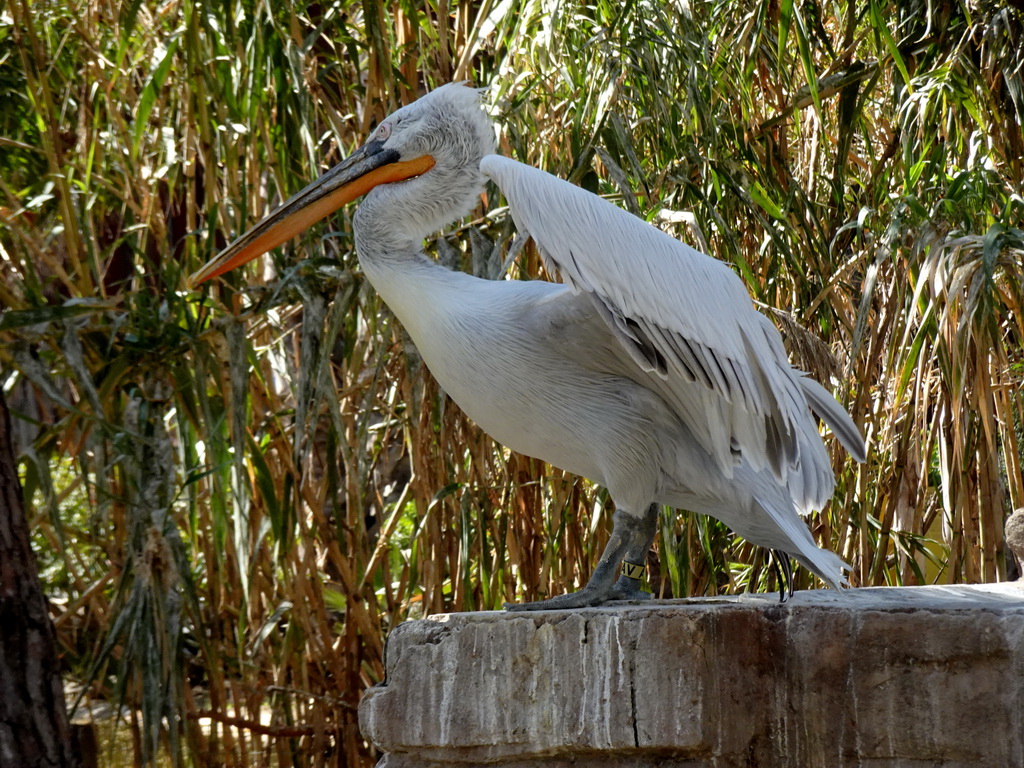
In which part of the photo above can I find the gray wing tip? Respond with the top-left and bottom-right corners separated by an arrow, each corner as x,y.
799,376 -> 867,464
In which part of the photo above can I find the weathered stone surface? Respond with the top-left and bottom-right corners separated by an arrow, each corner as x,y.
359,583 -> 1024,767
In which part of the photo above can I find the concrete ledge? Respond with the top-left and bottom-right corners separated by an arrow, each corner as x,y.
359,584 -> 1024,767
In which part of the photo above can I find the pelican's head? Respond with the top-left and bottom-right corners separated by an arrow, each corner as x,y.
188,83 -> 496,287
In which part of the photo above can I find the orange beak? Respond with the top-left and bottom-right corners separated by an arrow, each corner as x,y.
188,144 -> 435,288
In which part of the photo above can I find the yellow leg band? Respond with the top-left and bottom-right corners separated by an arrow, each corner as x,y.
621,560 -> 645,580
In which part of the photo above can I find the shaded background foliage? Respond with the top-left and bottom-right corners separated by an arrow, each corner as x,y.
1,0 -> 1022,764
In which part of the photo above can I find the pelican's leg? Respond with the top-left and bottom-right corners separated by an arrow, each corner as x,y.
609,503 -> 659,600
506,505 -> 658,611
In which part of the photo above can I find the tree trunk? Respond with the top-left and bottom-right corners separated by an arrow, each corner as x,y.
0,389 -> 78,768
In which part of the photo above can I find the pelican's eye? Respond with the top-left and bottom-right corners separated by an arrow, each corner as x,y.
376,122 -> 393,141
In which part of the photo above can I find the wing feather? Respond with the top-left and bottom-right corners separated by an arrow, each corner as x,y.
482,154 -> 834,481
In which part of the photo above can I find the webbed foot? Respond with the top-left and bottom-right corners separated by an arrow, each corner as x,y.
504,574 -> 652,611
504,587 -> 613,611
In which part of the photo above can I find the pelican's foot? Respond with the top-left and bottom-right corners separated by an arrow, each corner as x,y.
608,574 -> 652,601
504,586 -> 614,611
504,576 -> 651,611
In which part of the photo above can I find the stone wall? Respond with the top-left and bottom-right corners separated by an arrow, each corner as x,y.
359,583 -> 1024,767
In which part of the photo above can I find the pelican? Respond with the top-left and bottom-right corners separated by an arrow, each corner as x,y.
190,83 -> 866,609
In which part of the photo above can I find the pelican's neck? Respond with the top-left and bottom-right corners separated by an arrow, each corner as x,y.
355,229 -> 469,338
352,181 -> 480,330
358,238 -> 442,290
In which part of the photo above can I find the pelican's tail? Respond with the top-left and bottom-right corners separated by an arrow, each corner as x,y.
759,496 -> 850,589
792,547 -> 850,590
745,478 -> 851,590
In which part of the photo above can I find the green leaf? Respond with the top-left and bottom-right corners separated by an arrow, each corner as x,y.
250,601 -> 293,655
247,433 -> 283,544
982,222 -> 1004,283
793,7 -> 822,117
429,482 -> 462,509
778,0 -> 794,60
870,0 -> 913,92
749,182 -> 785,219
0,300 -> 112,331
133,34 -> 180,156
323,588 -> 347,613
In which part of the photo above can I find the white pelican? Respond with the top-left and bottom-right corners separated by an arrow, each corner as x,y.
190,83 -> 866,609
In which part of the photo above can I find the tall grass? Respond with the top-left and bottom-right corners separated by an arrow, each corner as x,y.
1,0 -> 1022,764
